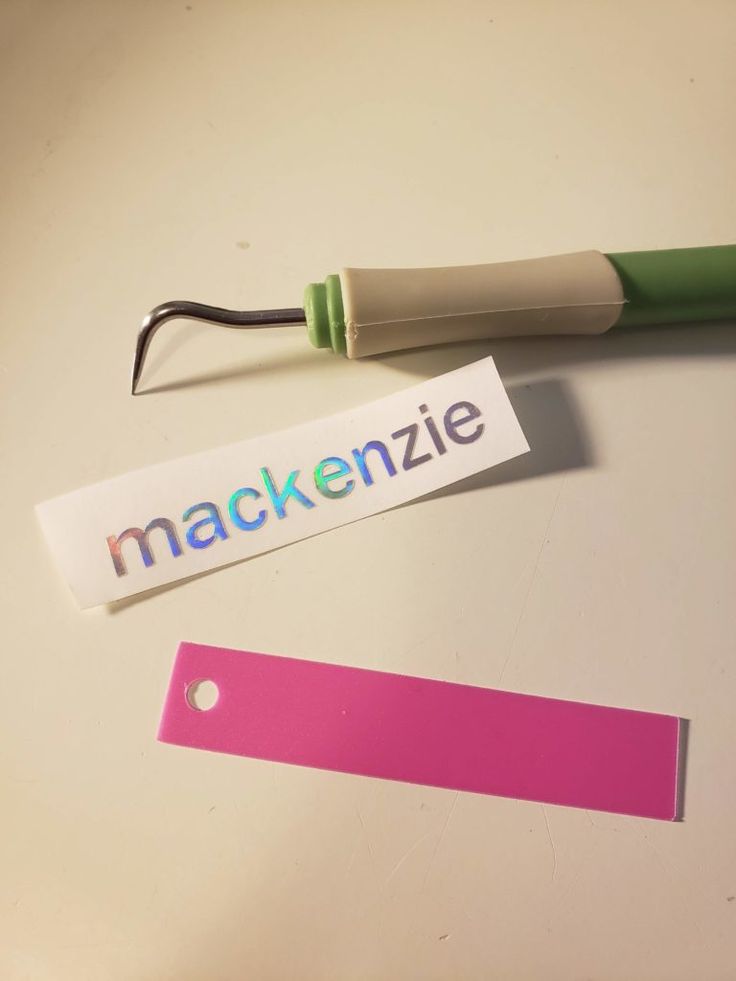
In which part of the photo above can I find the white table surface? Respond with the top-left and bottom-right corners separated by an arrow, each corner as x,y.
2,2 -> 735,978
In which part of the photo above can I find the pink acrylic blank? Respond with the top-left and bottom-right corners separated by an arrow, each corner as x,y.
158,642 -> 682,820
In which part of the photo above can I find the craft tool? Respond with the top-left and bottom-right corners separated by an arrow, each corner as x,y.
131,244 -> 736,394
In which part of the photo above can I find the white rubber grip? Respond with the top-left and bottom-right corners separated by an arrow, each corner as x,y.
339,251 -> 624,358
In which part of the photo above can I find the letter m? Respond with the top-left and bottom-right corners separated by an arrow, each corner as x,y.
106,518 -> 183,577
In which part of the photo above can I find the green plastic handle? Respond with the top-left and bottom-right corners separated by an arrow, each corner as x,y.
304,275 -> 346,354
607,244 -> 736,327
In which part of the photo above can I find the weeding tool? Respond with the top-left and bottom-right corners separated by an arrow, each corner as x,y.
131,244 -> 736,394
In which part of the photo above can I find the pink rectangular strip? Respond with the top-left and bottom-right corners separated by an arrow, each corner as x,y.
158,643 -> 681,820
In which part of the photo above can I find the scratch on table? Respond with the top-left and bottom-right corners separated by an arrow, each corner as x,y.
423,792 -> 459,889
641,831 -> 707,941
639,832 -> 676,885
383,829 -> 436,887
542,805 -> 558,882
345,835 -> 361,876
356,808 -> 374,859
499,477 -> 566,684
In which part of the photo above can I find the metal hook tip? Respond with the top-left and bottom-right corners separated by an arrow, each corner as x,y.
131,300 -> 306,395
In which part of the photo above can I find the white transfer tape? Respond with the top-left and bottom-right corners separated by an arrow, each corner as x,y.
37,357 -> 528,608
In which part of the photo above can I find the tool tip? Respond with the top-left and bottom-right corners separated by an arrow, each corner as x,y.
130,300 -> 307,396
130,341 -> 145,396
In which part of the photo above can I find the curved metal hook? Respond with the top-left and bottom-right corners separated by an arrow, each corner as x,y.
131,300 -> 306,394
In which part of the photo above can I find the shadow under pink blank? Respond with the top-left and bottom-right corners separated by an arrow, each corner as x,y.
158,643 -> 681,820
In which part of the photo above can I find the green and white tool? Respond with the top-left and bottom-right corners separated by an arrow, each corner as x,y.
131,244 -> 736,394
